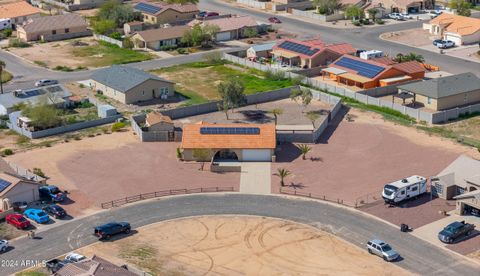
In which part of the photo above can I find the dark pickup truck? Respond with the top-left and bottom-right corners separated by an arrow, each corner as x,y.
94,222 -> 131,240
438,221 -> 475,244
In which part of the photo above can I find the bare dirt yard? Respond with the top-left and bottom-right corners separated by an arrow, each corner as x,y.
380,28 -> 433,47
6,131 -> 239,216
76,216 -> 411,276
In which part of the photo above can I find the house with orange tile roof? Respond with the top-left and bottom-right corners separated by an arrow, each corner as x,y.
423,13 -> 480,45
271,38 -> 356,69
321,55 -> 425,89
181,122 -> 276,162
0,1 -> 41,28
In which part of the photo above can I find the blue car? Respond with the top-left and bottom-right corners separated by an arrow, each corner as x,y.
24,209 -> 49,224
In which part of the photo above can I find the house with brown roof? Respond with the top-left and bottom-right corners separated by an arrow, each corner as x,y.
16,13 -> 90,42
0,1 -> 41,28
272,38 -> 356,69
188,15 -> 263,41
134,1 -> 198,25
145,112 -> 174,132
181,122 -> 276,162
0,172 -> 42,211
423,13 -> 480,45
55,255 -> 136,276
130,25 -> 189,50
124,21 -> 144,35
322,55 -> 425,89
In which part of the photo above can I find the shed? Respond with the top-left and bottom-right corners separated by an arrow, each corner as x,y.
98,105 -> 118,118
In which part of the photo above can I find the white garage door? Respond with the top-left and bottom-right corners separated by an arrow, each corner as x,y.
446,34 -> 462,46
7,189 -> 36,203
216,32 -> 231,41
242,149 -> 271,162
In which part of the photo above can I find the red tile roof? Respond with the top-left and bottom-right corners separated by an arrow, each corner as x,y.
392,61 -> 425,75
370,57 -> 397,66
0,1 -> 41,19
181,122 -> 276,149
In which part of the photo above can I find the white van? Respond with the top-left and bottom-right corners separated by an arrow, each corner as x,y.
382,175 -> 427,204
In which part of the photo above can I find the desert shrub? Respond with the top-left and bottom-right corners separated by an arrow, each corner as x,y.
176,48 -> 187,54
352,21 -> 361,26
265,70 -> 286,81
111,121 -> 127,132
3,28 -> 12,37
110,32 -> 122,40
375,19 -> 385,24
2,148 -> 13,156
33,168 -> 46,178
8,38 -> 30,48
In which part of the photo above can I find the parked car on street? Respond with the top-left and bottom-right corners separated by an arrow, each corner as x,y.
388,13 -> 405,20
400,13 -> 413,19
432,39 -> 443,46
39,185 -> 65,202
94,222 -> 131,240
42,204 -> 66,219
436,40 -> 455,49
367,239 -> 399,261
6,213 -> 31,229
24,208 -> 49,224
0,240 -> 8,253
427,10 -> 442,18
438,221 -> 475,243
268,17 -> 281,23
65,253 -> 86,262
34,79 -> 58,87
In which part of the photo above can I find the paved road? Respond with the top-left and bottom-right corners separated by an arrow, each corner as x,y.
199,0 -> 480,76
1,194 -> 478,275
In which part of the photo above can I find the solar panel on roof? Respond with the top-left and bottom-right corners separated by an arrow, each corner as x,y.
0,178 -> 12,193
335,57 -> 384,79
279,41 -> 320,56
200,127 -> 260,135
134,2 -> 162,14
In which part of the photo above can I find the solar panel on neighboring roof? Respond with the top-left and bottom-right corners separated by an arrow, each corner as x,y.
134,2 -> 162,14
200,127 -> 260,135
278,41 -> 320,56
0,178 -> 12,193
335,57 -> 384,79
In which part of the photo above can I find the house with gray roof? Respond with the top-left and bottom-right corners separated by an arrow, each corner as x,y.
397,72 -> 480,111
90,65 -> 175,104
0,85 -> 72,115
55,255 -> 136,276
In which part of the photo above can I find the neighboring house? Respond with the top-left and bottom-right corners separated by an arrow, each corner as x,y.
72,0 -> 109,7
90,65 -> 175,104
272,38 -> 356,69
0,1 -> 41,28
246,42 -> 276,61
130,25 -> 190,50
16,13 -> 91,42
0,85 -> 72,115
423,13 -> 480,45
124,21 -> 144,35
0,172 -> 41,211
322,55 -> 425,89
145,112 -> 174,132
181,122 -> 276,162
431,155 -> 480,216
55,255 -> 137,276
134,1 -> 198,25
188,15 -> 264,41
131,112 -> 181,142
343,0 -> 433,14
396,73 -> 480,111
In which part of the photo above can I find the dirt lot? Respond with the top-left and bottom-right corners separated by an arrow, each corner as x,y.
76,216 -> 411,276
6,131 -> 239,216
380,28 -> 434,47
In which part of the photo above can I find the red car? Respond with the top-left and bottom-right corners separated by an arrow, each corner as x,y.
268,17 -> 281,24
6,213 -> 31,229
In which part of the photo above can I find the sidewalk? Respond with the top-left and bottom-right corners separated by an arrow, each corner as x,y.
240,162 -> 271,194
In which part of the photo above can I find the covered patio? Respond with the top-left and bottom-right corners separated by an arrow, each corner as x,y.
272,49 -> 301,68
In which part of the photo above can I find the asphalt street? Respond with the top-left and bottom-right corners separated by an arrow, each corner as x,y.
200,0 -> 480,76
0,194 -> 478,275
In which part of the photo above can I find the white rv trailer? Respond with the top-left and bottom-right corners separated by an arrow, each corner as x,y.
0,18 -> 12,31
382,175 -> 427,203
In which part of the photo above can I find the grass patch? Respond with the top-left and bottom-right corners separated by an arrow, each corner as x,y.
53,65 -> 86,72
16,270 -> 48,276
120,244 -> 161,275
1,70 -> 12,83
72,41 -> 153,67
34,60 -> 48,68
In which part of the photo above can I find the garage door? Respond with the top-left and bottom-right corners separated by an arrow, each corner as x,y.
7,189 -> 36,203
242,149 -> 272,162
216,32 -> 231,41
446,34 -> 462,46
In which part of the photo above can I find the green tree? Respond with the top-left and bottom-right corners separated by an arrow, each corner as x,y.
0,60 -> 5,94
274,168 -> 291,187
305,111 -> 321,127
345,5 -> 364,20
290,87 -> 312,111
449,0 -> 471,16
21,97 -> 63,130
394,52 -> 425,63
123,37 -> 134,49
182,24 -> 220,47
243,27 -> 258,38
313,0 -> 340,15
367,8 -> 378,19
92,19 -> 116,35
218,79 -> 246,117
297,144 -> 312,160
97,0 -> 140,27
269,108 -> 283,125
192,149 -> 211,170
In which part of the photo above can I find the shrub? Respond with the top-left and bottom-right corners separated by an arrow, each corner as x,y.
177,48 -> 187,54
8,38 -> 31,48
159,45 -> 177,51
3,148 -> 13,156
3,28 -> 12,37
32,168 -> 46,178
78,101 -> 94,108
375,19 -> 385,24
203,51 -> 223,64
53,65 -> 74,72
16,135 -> 30,145
34,60 -> 48,68
111,121 -> 127,132
110,32 -> 122,40
79,83 -> 85,88
176,147 -> 183,160
352,21 -> 361,26
265,70 -> 286,81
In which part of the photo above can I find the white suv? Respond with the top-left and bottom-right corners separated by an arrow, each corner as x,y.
34,79 -> 58,87
0,240 -> 8,253
437,40 -> 455,49
367,239 -> 399,261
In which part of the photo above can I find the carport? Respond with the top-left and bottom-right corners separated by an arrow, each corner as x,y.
392,91 -> 415,106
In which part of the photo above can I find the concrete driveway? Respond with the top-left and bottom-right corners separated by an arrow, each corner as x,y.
240,162 -> 271,195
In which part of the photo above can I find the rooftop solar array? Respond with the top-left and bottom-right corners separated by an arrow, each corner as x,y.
335,57 -> 385,79
278,41 -> 320,56
200,127 -> 260,135
0,178 -> 12,193
16,89 -> 46,99
134,2 -> 162,14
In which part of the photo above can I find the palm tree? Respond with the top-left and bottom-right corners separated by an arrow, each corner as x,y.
394,53 -> 405,63
269,108 -> 283,125
274,168 -> 291,187
298,144 -> 312,160
405,52 -> 425,63
0,60 -> 5,94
